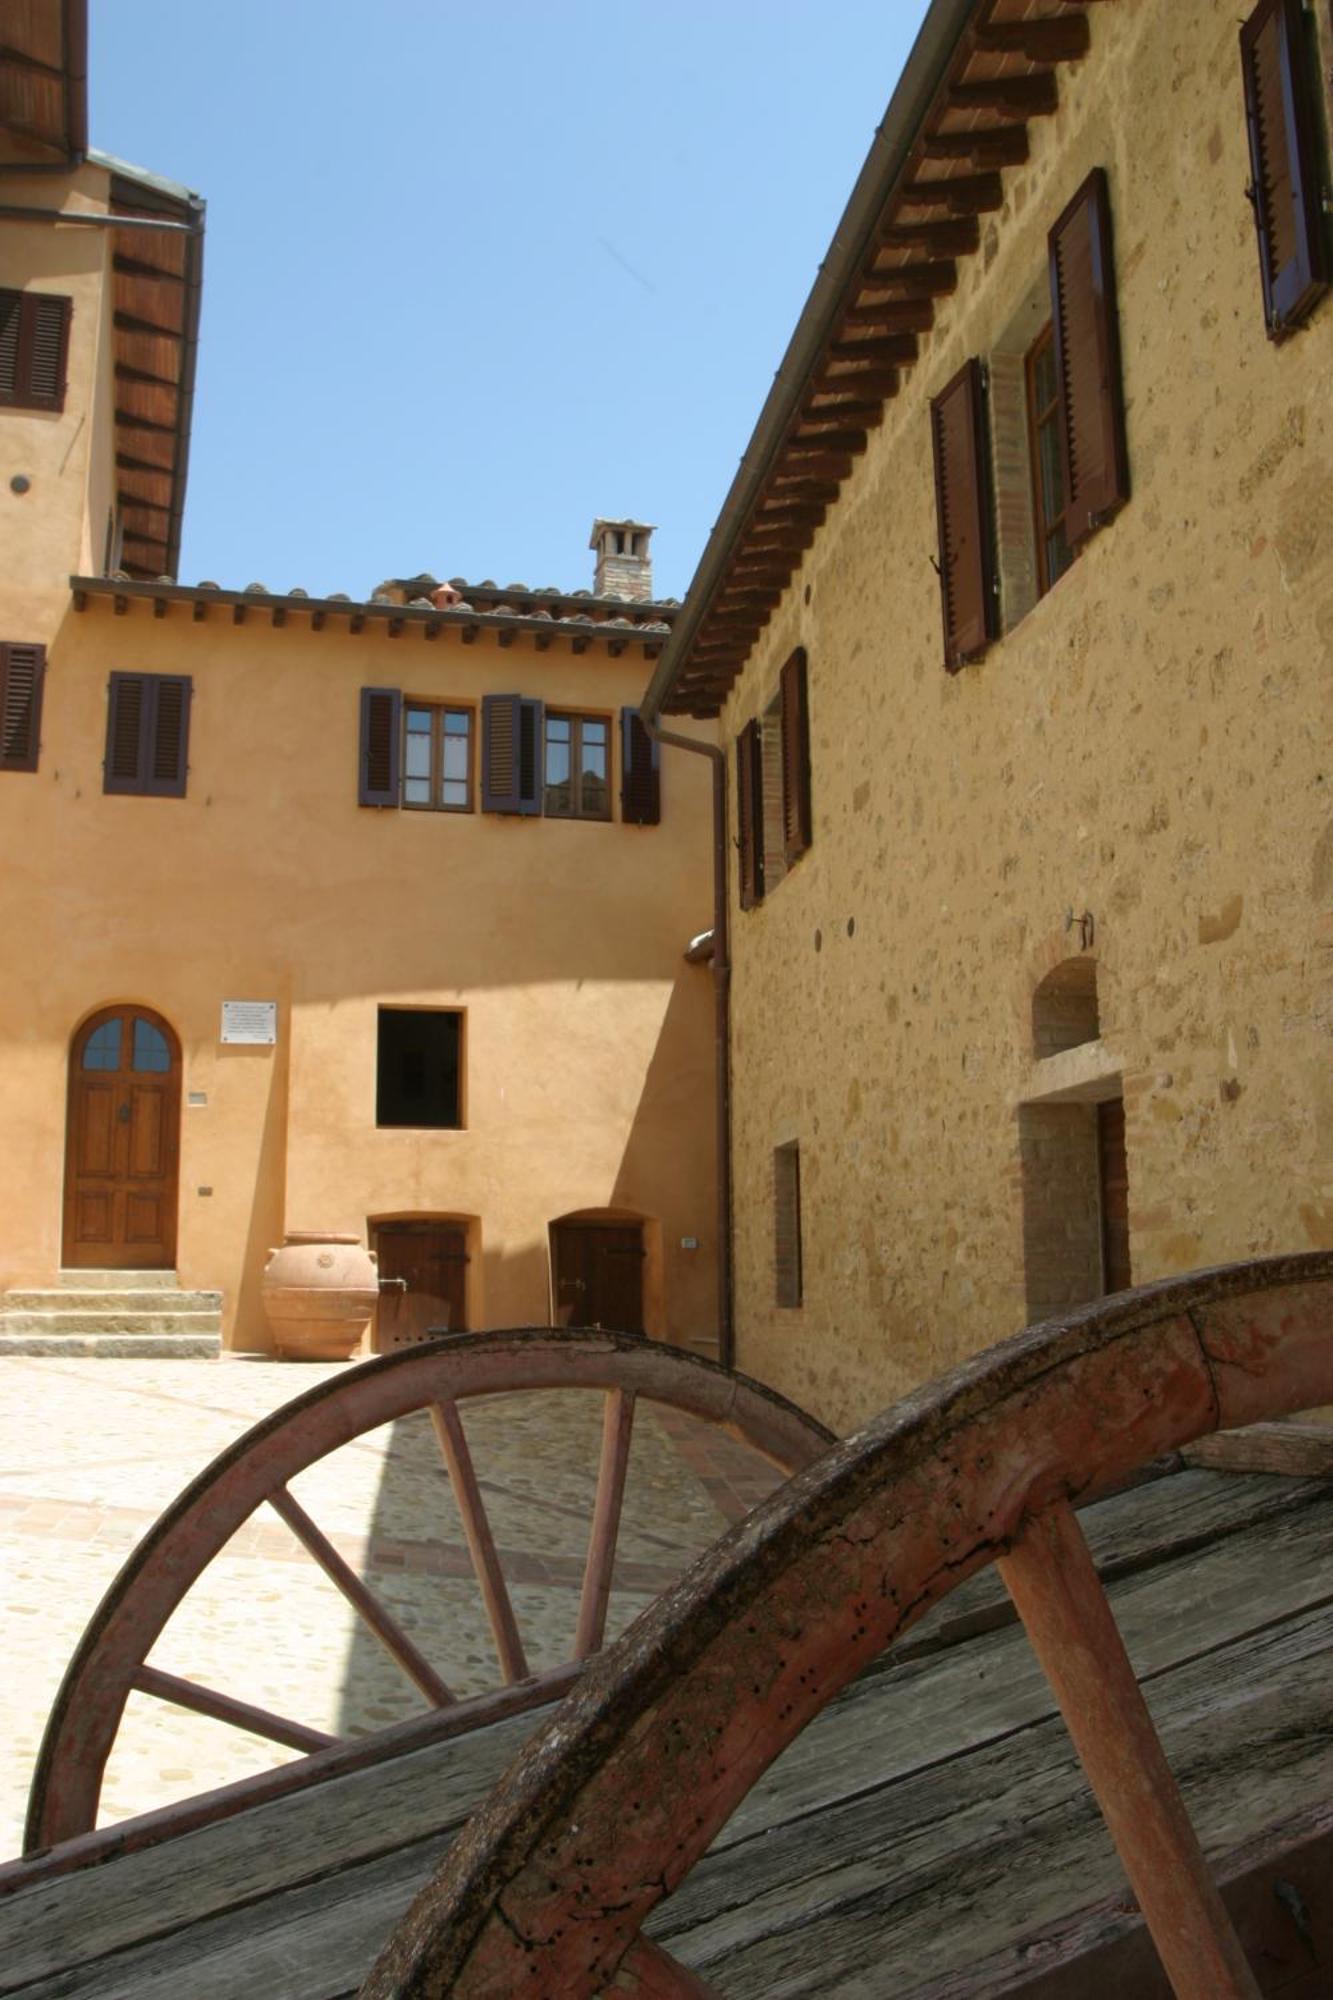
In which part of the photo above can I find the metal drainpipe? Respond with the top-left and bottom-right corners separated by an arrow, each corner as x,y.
642,714 -> 734,1371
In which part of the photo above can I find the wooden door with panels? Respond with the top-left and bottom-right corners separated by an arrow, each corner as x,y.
63,1006 -> 181,1269
552,1221 -> 645,1334
373,1221 -> 469,1348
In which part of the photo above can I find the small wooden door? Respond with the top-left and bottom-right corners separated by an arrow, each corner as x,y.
374,1222 -> 469,1349
552,1222 -> 645,1334
63,1006 -> 180,1269
1097,1097 -> 1132,1295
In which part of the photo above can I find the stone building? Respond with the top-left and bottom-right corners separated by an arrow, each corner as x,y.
643,0 -> 1333,1430
0,13 -> 718,1357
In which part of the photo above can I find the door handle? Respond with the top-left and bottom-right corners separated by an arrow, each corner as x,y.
378,1276 -> 408,1293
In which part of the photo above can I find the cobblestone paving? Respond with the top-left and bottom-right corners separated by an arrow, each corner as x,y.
0,1354 -> 783,1858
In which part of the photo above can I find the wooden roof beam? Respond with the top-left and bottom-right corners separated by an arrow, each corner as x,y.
921,127 -> 1029,167
828,333 -> 917,367
785,428 -> 867,457
113,308 -> 184,342
947,72 -> 1060,118
839,298 -> 934,332
974,17 -> 1090,62
858,258 -> 957,296
877,216 -> 980,257
772,453 -> 853,481
115,409 -> 176,437
113,252 -> 185,286
900,171 -> 1004,216
115,362 -> 179,391
815,366 -> 901,401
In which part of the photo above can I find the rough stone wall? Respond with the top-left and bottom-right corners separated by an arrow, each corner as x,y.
722,0 -> 1333,1432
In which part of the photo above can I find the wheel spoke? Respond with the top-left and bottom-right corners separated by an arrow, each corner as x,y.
430,1399 -> 529,1683
576,1388 -> 637,1659
997,1497 -> 1261,2000
267,1483 -> 455,1708
133,1664 -> 337,1755
616,1935 -> 725,1997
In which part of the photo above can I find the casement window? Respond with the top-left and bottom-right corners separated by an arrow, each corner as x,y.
774,1141 -> 803,1309
103,672 -> 192,797
930,168 -> 1128,664
404,702 -> 473,811
544,711 -> 611,820
376,1007 -> 463,1129
1240,0 -> 1329,339
619,707 -> 661,825
0,289 -> 72,412
736,648 -> 812,909
0,642 -> 45,772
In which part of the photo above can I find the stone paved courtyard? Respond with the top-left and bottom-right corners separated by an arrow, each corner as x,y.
0,1353 -> 783,1858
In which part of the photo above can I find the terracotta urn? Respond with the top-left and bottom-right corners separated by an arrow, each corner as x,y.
262,1231 -> 379,1361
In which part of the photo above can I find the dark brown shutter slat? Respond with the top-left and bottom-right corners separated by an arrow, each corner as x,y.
1240,0 -> 1329,338
0,642 -> 45,772
359,687 -> 401,807
930,358 -> 996,671
482,694 -> 543,814
145,676 -> 191,797
736,719 -> 764,910
104,674 -> 145,792
779,648 -> 812,866
619,708 -> 661,825
1049,168 -> 1129,546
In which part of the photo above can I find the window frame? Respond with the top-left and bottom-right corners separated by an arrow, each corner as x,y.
543,708 -> 613,822
401,699 -> 475,814
1023,322 -> 1077,600
103,671 -> 192,799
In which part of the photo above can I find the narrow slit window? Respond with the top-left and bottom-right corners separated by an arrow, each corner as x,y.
774,1142 -> 803,1309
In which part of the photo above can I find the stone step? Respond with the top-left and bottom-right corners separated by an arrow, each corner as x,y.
56,1268 -> 180,1290
0,1309 -> 222,1337
0,1331 -> 221,1358
3,1288 -> 223,1314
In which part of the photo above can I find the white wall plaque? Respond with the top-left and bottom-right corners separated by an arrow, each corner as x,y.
221,1000 -> 277,1046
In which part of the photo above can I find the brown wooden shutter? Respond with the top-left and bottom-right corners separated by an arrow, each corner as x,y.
0,642 -> 45,772
1240,0 -> 1329,339
145,676 -> 191,797
104,674 -> 145,792
359,687 -> 401,807
929,358 -> 996,671
0,290 -> 72,412
1048,168 -> 1129,547
779,648 -> 812,866
619,708 -> 661,825
735,719 -> 764,910
481,694 -> 543,814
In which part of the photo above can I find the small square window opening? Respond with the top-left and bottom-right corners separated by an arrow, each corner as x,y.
376,1009 -> 463,1129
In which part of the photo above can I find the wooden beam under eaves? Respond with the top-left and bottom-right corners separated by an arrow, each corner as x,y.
153,597 -> 167,619
350,611 -> 366,634
974,16 -> 1090,62
900,172 -> 1004,215
947,72 -> 1059,118
113,252 -> 186,286
572,634 -> 590,654
497,626 -> 515,648
192,598 -> 206,622
772,453 -> 853,481
113,308 -> 184,342
271,606 -> 287,629
232,602 -> 246,626
786,428 -> 867,457
860,258 -> 957,296
814,367 -> 901,402
839,298 -> 934,332
828,333 -> 917,367
877,216 -> 980,258
921,127 -> 1028,167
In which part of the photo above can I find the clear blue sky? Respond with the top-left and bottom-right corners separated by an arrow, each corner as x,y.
92,3 -> 931,602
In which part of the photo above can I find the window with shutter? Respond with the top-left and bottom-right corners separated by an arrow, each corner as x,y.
930,358 -> 997,671
736,719 -> 764,911
103,673 -> 192,797
1048,168 -> 1129,546
1240,0 -> 1329,339
619,709 -> 661,825
0,642 -> 46,773
779,648 -> 812,867
359,687 -> 402,807
481,694 -> 543,814
0,289 -> 72,412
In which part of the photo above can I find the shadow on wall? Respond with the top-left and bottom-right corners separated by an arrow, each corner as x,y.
228,1036 -> 292,1353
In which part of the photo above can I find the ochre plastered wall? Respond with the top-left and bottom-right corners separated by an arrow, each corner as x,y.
0,605 -> 718,1351
0,160 -> 117,608
722,0 -> 1333,1431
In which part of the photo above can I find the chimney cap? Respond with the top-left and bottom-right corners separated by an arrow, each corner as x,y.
589,517 -> 657,549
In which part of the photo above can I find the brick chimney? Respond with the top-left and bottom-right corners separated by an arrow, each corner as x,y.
590,518 -> 656,602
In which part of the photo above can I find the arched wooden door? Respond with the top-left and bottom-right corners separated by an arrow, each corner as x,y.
63,1006 -> 181,1270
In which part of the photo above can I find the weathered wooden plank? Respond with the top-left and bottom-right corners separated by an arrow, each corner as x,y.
1182,1423 -> 1333,1480
653,1603 -> 1333,1995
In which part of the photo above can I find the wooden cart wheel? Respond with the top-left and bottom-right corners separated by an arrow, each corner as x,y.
362,1252 -> 1333,2000
25,1329 -> 832,1855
